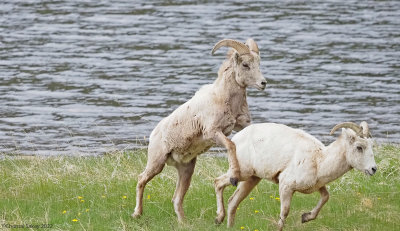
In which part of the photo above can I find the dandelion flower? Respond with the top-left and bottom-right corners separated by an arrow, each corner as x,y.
122,195 -> 127,199
250,197 -> 254,200
72,219 -> 78,222
80,199 -> 85,203
240,227 -> 245,230
254,210 -> 259,214
77,196 -> 83,199
255,229 -> 259,231
86,209 -> 90,212
62,210 -> 67,214
237,207 -> 240,210
147,195 -> 151,200
378,197 -> 381,200
275,197 -> 280,201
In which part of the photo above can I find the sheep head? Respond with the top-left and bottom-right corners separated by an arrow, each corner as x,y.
330,121 -> 377,176
212,39 -> 267,90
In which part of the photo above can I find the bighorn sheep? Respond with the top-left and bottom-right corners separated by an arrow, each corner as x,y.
132,39 -> 267,222
214,122 -> 377,230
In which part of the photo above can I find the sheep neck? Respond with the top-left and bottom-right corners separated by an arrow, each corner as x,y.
214,62 -> 247,114
317,138 -> 352,185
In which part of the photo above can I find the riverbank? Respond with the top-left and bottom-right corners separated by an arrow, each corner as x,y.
1,144 -> 399,230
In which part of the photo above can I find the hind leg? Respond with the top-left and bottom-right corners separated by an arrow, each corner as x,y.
171,158 -> 197,222
132,148 -> 168,218
214,173 -> 234,224
227,176 -> 261,227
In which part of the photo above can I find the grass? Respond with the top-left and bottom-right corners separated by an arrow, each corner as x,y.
0,144 -> 399,231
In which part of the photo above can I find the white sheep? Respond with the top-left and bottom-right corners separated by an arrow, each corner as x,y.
214,121 -> 377,230
132,39 -> 267,222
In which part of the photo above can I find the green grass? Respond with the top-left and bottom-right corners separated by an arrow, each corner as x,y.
1,144 -> 399,231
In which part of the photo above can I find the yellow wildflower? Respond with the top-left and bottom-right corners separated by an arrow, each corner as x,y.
275,197 -> 280,201
122,195 -> 127,199
77,196 -> 83,199
249,197 -> 254,200
378,197 -> 381,200
72,219 -> 78,222
78,212 -> 81,216
86,209 -> 90,212
270,195 -> 273,199
101,195 -> 106,198
255,210 -> 259,214
62,210 -> 67,214
80,199 -> 85,203
255,229 -> 259,231
237,207 -> 240,210
147,195 -> 151,199
240,227 -> 245,230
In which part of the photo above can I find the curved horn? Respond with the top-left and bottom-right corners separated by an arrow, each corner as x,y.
211,39 -> 250,56
329,122 -> 362,136
245,38 -> 259,55
359,121 -> 372,138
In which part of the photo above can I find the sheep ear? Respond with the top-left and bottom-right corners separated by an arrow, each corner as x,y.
233,52 -> 241,64
342,128 -> 355,143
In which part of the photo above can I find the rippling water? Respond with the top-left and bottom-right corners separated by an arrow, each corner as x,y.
1,0 -> 399,155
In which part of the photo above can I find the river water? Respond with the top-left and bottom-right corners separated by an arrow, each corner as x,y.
1,0 -> 399,155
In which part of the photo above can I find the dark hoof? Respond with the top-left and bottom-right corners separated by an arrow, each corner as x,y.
301,212 -> 311,223
215,218 -> 222,225
230,177 -> 238,187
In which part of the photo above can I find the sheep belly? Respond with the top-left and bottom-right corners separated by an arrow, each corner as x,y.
171,137 -> 214,164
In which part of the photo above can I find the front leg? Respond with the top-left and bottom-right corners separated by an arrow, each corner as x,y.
301,186 -> 330,223
215,131 -> 240,186
233,113 -> 251,131
278,184 -> 294,231
172,158 -> 197,223
234,101 -> 251,131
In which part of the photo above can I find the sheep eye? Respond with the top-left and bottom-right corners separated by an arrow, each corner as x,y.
242,63 -> 250,69
356,146 -> 363,152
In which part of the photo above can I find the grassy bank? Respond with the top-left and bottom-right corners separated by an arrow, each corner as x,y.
1,144 -> 399,231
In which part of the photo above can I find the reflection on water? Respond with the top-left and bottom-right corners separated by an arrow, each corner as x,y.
0,0 -> 399,155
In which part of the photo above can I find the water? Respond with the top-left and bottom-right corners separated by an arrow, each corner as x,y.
0,0 -> 399,155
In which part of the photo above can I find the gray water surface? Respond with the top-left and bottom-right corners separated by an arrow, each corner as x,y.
1,0 -> 399,155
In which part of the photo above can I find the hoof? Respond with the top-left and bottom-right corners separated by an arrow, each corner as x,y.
215,214 -> 225,225
177,216 -> 186,224
230,177 -> 238,187
131,212 -> 142,219
215,217 -> 222,225
301,212 -> 311,223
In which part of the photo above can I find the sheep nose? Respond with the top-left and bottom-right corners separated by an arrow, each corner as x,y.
261,81 -> 267,86
372,166 -> 377,174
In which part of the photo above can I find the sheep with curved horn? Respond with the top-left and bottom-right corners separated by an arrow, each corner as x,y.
132,38 -> 267,222
214,121 -> 377,230
330,121 -> 372,138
